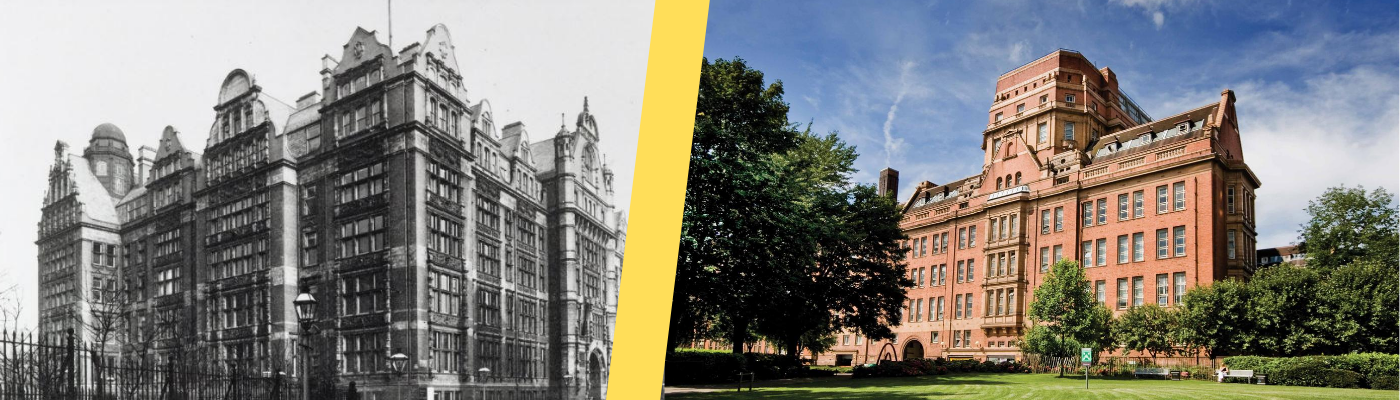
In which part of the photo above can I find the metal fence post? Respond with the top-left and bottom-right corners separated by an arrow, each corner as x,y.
66,328 -> 77,399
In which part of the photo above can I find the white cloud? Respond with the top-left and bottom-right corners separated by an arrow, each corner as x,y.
1111,0 -> 1200,29
1232,66 -> 1397,246
882,61 -> 916,167
1152,11 -> 1165,28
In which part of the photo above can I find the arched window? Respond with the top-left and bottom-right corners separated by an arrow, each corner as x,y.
995,178 -> 1003,190
1014,172 -> 1022,185
1005,175 -> 1012,187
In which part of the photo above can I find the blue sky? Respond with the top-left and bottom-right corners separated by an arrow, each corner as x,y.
703,0 -> 1399,248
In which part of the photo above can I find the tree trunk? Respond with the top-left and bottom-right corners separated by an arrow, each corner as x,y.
729,319 -> 748,355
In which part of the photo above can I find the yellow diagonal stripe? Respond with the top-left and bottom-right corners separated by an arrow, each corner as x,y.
608,1 -> 708,398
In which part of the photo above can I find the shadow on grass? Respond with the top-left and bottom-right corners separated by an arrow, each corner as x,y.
668,373 -> 1014,399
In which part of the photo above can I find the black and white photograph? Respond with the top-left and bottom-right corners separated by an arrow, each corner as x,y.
0,1 -> 653,399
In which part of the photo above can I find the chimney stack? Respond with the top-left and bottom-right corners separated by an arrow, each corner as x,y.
879,168 -> 900,199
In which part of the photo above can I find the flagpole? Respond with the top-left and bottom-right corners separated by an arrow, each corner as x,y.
387,0 -> 393,51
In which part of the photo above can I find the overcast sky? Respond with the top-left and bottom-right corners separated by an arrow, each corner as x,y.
705,0 -> 1399,251
0,0 -> 654,329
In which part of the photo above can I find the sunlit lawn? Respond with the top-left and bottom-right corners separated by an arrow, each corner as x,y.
666,372 -> 1396,400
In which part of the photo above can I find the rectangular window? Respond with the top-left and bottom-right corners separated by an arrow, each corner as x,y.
1173,182 -> 1186,210
1065,94 -> 1076,103
937,297 -> 945,320
1016,103 -> 1025,113
1082,202 -> 1093,227
1097,199 -> 1107,225
476,288 -> 502,327
1157,229 -> 1169,259
1064,122 -> 1076,141
1117,235 -> 1129,264
336,162 -> 386,205
1227,230 -> 1237,259
958,228 -> 967,249
968,226 -> 977,246
1174,226 -> 1186,257
1082,240 -> 1093,265
1095,280 -> 1106,305
1156,274 -> 1169,307
964,293 -> 973,318
1133,190 -> 1144,218
428,271 -> 461,315
954,294 -> 963,319
1052,245 -> 1063,263
1227,185 -> 1236,214
941,232 -> 949,253
342,273 -> 385,315
1118,194 -> 1129,220
1116,278 -> 1128,309
1096,238 -> 1107,266
1132,276 -> 1144,307
343,332 -> 386,373
1173,272 -> 1186,304
1040,247 -> 1050,272
939,264 -> 946,286
337,214 -> 385,258
1041,210 -> 1050,234
956,260 -> 964,283
1037,122 -> 1048,143
1054,207 -> 1064,231
966,259 -> 974,281
1133,232 -> 1144,262
1157,185 -> 1169,214
915,298 -> 923,322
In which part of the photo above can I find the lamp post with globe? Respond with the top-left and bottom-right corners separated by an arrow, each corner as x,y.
293,290 -> 320,400
389,350 -> 410,400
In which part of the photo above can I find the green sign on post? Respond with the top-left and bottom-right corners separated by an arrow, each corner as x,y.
1081,348 -> 1092,389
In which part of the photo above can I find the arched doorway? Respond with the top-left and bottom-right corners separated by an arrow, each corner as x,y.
902,340 -> 924,361
588,351 -> 604,400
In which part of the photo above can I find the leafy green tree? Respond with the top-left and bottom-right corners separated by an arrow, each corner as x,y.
1298,186 -> 1398,272
1317,260 -> 1398,353
1112,305 -> 1178,362
756,132 -> 912,359
672,59 -> 911,361
1246,266 -> 1327,356
1175,279 -> 1251,366
1028,259 -> 1111,376
672,57 -> 800,353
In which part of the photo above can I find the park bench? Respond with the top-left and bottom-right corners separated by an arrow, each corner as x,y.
1133,367 -> 1171,379
1223,369 -> 1265,384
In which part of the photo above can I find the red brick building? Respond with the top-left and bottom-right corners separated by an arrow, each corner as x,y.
820,50 -> 1260,366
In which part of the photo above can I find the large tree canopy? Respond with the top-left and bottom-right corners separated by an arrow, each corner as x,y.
1026,259 -> 1111,375
1298,185 -> 1398,271
671,58 -> 910,358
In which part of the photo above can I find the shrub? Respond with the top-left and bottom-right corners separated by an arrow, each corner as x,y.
1321,369 -> 1364,389
665,349 -> 746,384
1367,373 -> 1398,390
852,358 -> 1026,378
1270,357 -> 1331,387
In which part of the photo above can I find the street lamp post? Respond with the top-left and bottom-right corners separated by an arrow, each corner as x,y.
477,367 -> 491,400
293,291 -> 319,400
389,350 -> 409,400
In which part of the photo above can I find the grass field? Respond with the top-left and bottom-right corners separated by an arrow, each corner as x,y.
665,373 -> 1397,400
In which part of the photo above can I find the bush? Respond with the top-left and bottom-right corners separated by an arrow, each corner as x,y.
1224,353 -> 1399,389
1367,373 -> 1398,390
853,358 -> 1027,378
1321,369 -> 1364,389
665,349 -> 746,384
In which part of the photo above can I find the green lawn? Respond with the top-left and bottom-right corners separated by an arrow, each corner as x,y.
666,373 -> 1397,400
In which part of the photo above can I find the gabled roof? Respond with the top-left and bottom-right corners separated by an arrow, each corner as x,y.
901,175 -> 976,214
65,155 -> 119,224
530,138 -> 558,174
1088,101 -> 1217,162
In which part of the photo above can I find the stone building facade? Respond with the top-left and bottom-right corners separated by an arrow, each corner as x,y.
36,24 -> 623,400
820,50 -> 1259,366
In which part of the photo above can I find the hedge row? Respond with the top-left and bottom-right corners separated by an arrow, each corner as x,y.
1224,353 -> 1398,390
852,358 -> 1029,378
664,349 -> 836,384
